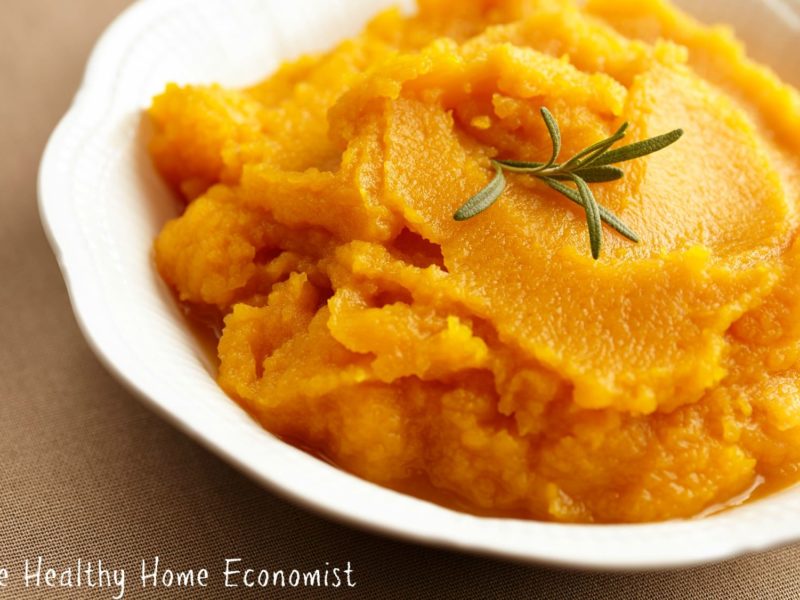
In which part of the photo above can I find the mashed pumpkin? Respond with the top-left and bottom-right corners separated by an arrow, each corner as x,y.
148,0 -> 800,523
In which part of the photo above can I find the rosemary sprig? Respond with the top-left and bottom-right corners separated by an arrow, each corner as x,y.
453,107 -> 683,259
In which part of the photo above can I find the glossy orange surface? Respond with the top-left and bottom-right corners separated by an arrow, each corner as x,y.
150,0 -> 800,522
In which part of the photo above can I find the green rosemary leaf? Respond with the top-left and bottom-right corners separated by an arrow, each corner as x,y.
592,128 -> 684,167
561,122 -> 629,170
452,106 -> 678,257
571,165 -> 625,183
494,108 -> 561,173
493,159 -> 546,173
543,178 -> 639,243
571,174 -> 603,259
540,107 -> 561,169
453,163 -> 507,221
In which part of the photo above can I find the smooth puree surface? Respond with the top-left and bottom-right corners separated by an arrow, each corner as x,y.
149,0 -> 800,523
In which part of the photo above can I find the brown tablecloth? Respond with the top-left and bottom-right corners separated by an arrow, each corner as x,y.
2,1 -> 799,598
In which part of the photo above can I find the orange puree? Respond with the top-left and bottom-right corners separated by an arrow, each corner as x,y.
148,0 -> 800,523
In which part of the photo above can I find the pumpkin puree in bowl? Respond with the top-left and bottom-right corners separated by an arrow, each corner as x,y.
148,0 -> 800,523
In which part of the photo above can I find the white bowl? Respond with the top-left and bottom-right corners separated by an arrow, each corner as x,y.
39,0 -> 800,569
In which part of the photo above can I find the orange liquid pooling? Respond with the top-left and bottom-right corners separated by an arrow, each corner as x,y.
181,301 -> 789,522
181,297 -> 534,521
150,0 -> 800,523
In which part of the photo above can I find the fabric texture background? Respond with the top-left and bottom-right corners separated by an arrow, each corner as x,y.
1,0 -> 798,598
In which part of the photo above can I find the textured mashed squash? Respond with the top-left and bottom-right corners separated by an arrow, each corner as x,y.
149,0 -> 800,522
